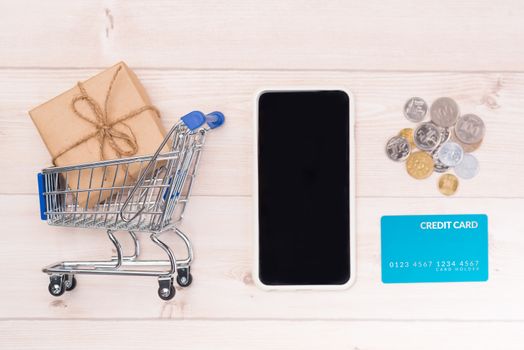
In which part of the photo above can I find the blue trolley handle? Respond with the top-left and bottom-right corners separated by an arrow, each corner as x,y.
205,111 -> 225,129
37,173 -> 47,220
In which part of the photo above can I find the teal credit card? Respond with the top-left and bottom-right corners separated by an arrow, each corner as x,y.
381,214 -> 488,283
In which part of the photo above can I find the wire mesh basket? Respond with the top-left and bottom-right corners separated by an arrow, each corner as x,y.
38,110 -> 225,300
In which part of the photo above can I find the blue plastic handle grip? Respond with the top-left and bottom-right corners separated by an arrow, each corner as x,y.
181,111 -> 206,130
162,176 -> 179,201
37,173 -> 47,220
205,111 -> 225,129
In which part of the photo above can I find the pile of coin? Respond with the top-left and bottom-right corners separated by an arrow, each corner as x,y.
386,97 -> 485,196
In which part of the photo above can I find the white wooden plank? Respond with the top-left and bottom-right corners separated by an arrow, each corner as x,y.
1,69 -> 522,197
1,320 -> 523,350
1,1 -> 523,71
0,195 -> 522,320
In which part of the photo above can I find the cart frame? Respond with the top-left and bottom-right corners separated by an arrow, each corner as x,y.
38,110 -> 224,300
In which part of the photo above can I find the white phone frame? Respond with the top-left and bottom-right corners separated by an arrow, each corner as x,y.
253,87 -> 356,291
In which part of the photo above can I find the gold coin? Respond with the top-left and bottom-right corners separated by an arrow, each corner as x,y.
462,139 -> 482,153
406,151 -> 434,179
438,173 -> 459,196
399,128 -> 415,148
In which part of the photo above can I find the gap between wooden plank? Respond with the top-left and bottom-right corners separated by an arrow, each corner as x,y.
3,193 -> 524,200
1,317 -> 523,323
2,66 -> 524,74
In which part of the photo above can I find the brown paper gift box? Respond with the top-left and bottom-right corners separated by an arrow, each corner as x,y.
30,62 -> 166,208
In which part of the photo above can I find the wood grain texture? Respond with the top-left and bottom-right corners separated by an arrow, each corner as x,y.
0,1 -> 523,71
1,195 -> 522,320
1,69 -> 522,197
1,320 -> 523,350
2,0 -> 524,348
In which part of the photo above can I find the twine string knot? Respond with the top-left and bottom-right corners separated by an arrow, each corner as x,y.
52,65 -> 160,164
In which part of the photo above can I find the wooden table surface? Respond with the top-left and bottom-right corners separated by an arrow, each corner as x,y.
1,1 -> 523,349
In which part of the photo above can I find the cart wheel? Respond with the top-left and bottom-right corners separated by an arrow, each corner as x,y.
158,285 -> 176,301
64,275 -> 77,291
48,276 -> 65,297
176,272 -> 193,287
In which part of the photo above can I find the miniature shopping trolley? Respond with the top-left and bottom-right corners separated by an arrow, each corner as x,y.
37,110 -> 224,300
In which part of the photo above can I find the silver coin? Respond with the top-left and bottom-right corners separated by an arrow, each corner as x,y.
433,125 -> 451,151
437,142 -> 464,167
414,122 -> 441,151
454,153 -> 479,179
404,97 -> 428,123
431,148 -> 450,173
430,97 -> 460,127
455,114 -> 485,144
439,127 -> 451,144
386,136 -> 411,161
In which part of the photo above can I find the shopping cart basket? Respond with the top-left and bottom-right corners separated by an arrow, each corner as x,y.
38,110 -> 225,300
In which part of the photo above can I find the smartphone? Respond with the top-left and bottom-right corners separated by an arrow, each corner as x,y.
254,88 -> 356,290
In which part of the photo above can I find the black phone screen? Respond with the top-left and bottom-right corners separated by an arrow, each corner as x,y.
257,90 -> 351,286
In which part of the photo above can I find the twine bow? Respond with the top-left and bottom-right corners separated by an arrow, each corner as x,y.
52,65 -> 160,164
